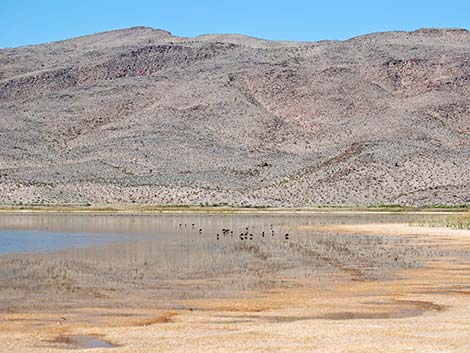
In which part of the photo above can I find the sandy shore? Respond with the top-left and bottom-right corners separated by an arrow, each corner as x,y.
2,269 -> 470,353
298,222 -> 470,236
297,223 -> 470,250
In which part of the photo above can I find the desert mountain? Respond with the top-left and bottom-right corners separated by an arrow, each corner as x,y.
0,27 -> 469,206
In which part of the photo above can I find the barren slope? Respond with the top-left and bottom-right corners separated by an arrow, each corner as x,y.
0,27 -> 469,206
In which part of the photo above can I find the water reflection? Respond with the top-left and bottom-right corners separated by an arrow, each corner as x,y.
0,212 -> 465,310
0,212 -> 448,238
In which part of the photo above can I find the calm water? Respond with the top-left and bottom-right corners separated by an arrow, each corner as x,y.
0,212 -> 434,255
0,230 -> 131,255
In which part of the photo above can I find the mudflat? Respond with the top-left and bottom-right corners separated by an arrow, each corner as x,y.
0,211 -> 469,352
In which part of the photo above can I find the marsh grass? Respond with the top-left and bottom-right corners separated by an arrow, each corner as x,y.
413,214 -> 470,230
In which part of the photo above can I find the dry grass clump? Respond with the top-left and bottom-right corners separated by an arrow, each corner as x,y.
413,214 -> 470,230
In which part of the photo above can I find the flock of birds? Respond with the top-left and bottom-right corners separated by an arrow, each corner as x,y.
178,223 -> 290,241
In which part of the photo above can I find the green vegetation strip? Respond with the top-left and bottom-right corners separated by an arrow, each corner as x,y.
0,204 -> 468,215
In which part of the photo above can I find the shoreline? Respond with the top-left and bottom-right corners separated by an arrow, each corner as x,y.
0,205 -> 468,215
297,222 -> 470,240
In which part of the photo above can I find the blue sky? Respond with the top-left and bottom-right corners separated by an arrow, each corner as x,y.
1,0 -> 469,48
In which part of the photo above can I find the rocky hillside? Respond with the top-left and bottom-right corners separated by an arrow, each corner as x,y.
0,27 -> 469,207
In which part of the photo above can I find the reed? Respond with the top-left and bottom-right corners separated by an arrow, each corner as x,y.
413,214 -> 470,230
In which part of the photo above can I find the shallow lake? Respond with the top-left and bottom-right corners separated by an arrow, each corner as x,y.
0,230 -> 130,255
0,211 -> 463,311
1,211 -> 469,352
0,212 -> 439,255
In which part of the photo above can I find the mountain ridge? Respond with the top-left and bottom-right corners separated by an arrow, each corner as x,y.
0,27 -> 469,207
3,26 -> 469,50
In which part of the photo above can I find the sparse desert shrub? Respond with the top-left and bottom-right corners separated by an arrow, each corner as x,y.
429,204 -> 470,209
369,204 -> 402,208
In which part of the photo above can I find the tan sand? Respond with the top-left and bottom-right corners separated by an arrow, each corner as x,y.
298,223 -> 470,250
2,269 -> 470,353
